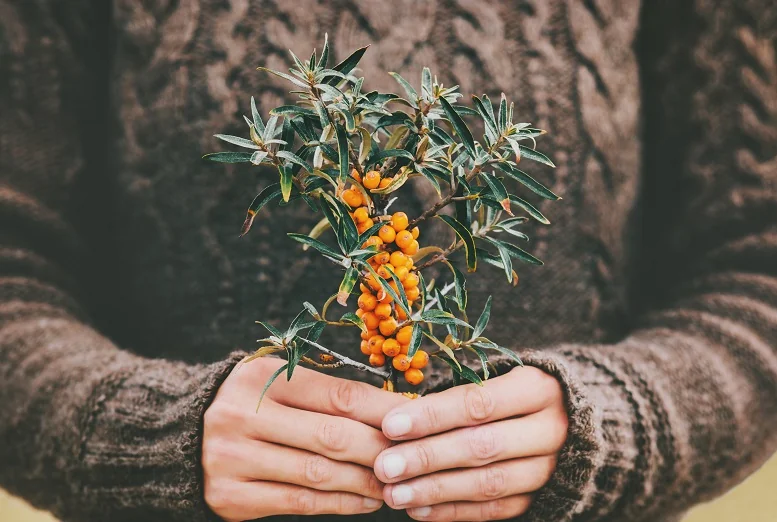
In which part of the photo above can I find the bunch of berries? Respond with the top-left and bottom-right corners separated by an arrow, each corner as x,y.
346,170 -> 429,386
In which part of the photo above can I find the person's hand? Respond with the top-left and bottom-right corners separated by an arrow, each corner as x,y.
374,366 -> 568,521
203,357 -> 407,521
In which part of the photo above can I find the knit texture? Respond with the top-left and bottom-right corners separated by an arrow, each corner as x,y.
1,1 -> 776,521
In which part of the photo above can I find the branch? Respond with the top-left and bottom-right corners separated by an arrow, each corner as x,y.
408,164 -> 484,227
298,337 -> 391,379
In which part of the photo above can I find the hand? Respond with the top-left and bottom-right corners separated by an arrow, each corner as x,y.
203,357 -> 407,521
374,366 -> 568,521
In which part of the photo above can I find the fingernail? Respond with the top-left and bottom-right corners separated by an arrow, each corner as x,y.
364,497 -> 383,510
385,413 -> 412,437
409,506 -> 432,518
382,453 -> 407,479
391,484 -> 414,506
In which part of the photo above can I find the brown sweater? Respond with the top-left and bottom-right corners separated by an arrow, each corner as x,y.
1,1 -> 776,521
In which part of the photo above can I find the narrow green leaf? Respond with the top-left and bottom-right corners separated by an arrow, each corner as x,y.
327,45 -> 369,84
279,165 -> 294,202
470,345 -> 490,380
251,96 -> 265,134
472,95 -> 498,138
287,233 -> 344,260
439,97 -> 476,159
437,215 -> 477,271
386,269 -> 410,314
240,184 -> 282,236
359,261 -> 412,318
443,261 -> 468,311
407,322 -> 424,358
489,238 -> 544,266
271,105 -> 318,117
257,363 -> 288,411
388,72 -> 418,103
340,311 -> 366,332
255,320 -> 284,338
472,296 -> 492,340
498,93 -> 508,133
421,67 -> 432,99
419,309 -> 471,329
370,148 -> 415,164
202,152 -> 253,163
509,195 -> 551,224
515,143 -> 556,167
276,150 -> 313,173
214,134 -> 261,150
481,173 -> 512,215
472,342 -> 523,366
335,122 -> 350,182
303,301 -> 320,319
318,33 -> 330,68
495,163 -> 560,201
257,67 -> 309,88
424,332 -> 460,369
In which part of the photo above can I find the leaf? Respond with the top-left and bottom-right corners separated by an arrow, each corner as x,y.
333,104 -> 356,132
357,127 -> 372,164
251,96 -> 265,134
263,115 -> 280,142
388,72 -> 419,102
326,45 -> 369,84
370,148 -> 415,164
443,261 -> 468,311
495,163 -> 560,200
271,105 -> 318,118
437,355 -> 484,386
437,215 -> 477,271
250,151 -> 269,165
469,345 -> 490,380
439,97 -> 476,159
407,322 -> 424,358
287,233 -> 344,261
318,33 -> 330,67
482,173 -> 512,215
488,237 -> 514,282
386,268 -> 411,314
489,238 -> 544,266
498,93 -> 508,134
423,332 -> 460,369
472,341 -> 523,366
256,363 -> 288,411
418,167 -> 442,197
421,67 -> 433,99
276,150 -> 313,173
240,184 -> 282,236
359,261 -> 412,318
336,266 -> 360,306
214,134 -> 261,150
202,152 -> 253,163
369,168 -> 409,195
257,67 -> 309,88
472,296 -> 492,340
335,122 -> 350,182
278,165 -> 294,202
514,143 -> 556,168
255,320 -> 284,338
419,309 -> 471,329
303,301 -> 320,319
509,195 -> 551,224
339,311 -> 366,331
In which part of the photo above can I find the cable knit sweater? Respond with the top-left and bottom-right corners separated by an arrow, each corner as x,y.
1,1 -> 776,521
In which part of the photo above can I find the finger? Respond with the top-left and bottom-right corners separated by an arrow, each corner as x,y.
375,408 -> 567,482
406,495 -> 532,521
382,366 -> 562,440
267,364 -> 409,427
251,401 -> 391,467
383,455 -> 555,509
208,480 -> 384,520
223,440 -> 384,498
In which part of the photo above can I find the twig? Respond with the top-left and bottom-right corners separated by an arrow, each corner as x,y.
423,282 -> 456,311
298,337 -> 391,379
408,164 -> 484,227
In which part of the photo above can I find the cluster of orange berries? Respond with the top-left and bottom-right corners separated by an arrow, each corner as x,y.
346,170 -> 429,386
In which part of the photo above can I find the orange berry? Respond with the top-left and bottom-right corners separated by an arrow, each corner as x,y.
357,217 -> 374,234
378,289 -> 393,304
378,225 -> 396,244
363,170 -> 381,190
391,212 -> 409,231
410,350 -> 429,369
402,273 -> 420,288
359,283 -> 369,293
392,354 -> 412,371
396,325 -> 413,345
388,280 -> 401,297
395,230 -> 413,249
373,251 -> 390,265
410,226 -> 420,239
361,328 -> 378,340
353,207 -> 369,223
355,307 -> 365,318
379,177 -> 393,189
360,340 -> 371,355
400,344 -> 409,354
361,191 -> 371,206
402,239 -> 419,256
369,353 -> 386,367
405,257 -> 414,269
382,338 -> 401,357
379,317 -> 398,337
396,306 -> 408,321
362,312 -> 380,330
343,188 -> 362,208
375,302 -> 392,319
389,251 -> 407,268
362,236 -> 383,249
405,286 -> 420,301
394,266 -> 409,282
377,264 -> 395,279
368,335 -> 385,355
351,168 -> 362,184
358,292 -> 377,311
366,276 -> 383,293
404,368 -> 424,385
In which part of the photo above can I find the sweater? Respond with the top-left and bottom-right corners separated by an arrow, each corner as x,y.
1,0 -> 776,521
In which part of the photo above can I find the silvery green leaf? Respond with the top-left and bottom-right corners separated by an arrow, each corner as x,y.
250,151 -> 269,165
214,134 -> 261,150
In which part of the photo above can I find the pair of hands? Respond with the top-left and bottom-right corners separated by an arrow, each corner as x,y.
203,357 -> 567,522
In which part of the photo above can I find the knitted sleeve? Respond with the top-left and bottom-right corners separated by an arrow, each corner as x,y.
437,2 -> 777,521
0,3 -> 244,521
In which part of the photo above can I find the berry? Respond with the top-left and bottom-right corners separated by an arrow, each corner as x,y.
402,273 -> 420,288
351,168 -> 362,184
363,170 -> 381,189
369,353 -> 386,367
377,264 -> 395,279
355,307 -> 365,318
361,328 -> 378,340
394,266 -> 409,282
396,325 -> 413,345
389,251 -> 407,267
399,344 -> 409,354
373,251 -> 390,265
404,368 -> 424,385
362,236 -> 383,249
395,230 -> 413,249
368,335 -> 385,354
395,306 -> 408,321
382,338 -> 401,357
410,350 -> 429,369
378,317 -> 398,336
343,188 -> 362,208
379,177 -> 393,189
353,207 -> 369,223
410,226 -> 420,239
403,239 -> 419,256
391,212 -> 409,231
378,288 -> 393,304
362,311 -> 380,330
364,275 -> 382,292
374,302 -> 392,319
392,355 -> 411,371
358,292 -> 377,311
357,217 -> 374,234
405,286 -> 420,301
378,225 -> 396,244
360,340 -> 371,355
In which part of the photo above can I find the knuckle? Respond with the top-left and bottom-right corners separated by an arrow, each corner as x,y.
304,454 -> 333,485
315,418 -> 348,452
288,488 -> 317,513
203,478 -> 232,514
335,492 -> 362,514
201,439 -> 228,473
466,425 -> 501,461
421,402 -> 442,432
425,475 -> 444,504
479,466 -> 507,499
482,498 -> 507,520
414,441 -> 436,472
329,380 -> 365,415
464,386 -> 495,423
203,403 -> 241,430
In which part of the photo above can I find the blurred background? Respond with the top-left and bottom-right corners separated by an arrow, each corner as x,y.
3,454 -> 777,521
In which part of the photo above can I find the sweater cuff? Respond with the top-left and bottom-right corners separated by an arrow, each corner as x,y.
74,350 -> 249,522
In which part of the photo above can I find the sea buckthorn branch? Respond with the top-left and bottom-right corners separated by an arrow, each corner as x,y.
204,35 -> 560,403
